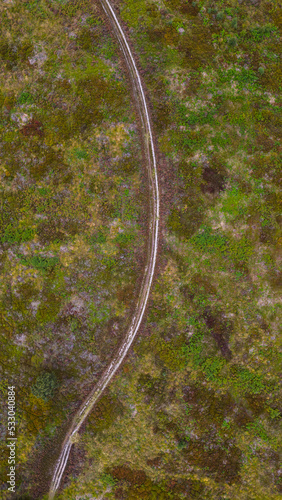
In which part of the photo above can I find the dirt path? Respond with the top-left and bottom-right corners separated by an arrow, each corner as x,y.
48,1 -> 160,498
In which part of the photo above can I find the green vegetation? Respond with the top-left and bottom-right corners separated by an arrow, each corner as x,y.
31,371 -> 59,402
1,0 -> 281,499
0,0 -> 145,496
1,224 -> 35,244
57,0 -> 281,499
17,255 -> 60,274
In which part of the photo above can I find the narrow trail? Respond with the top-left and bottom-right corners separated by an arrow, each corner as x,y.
48,0 -> 160,498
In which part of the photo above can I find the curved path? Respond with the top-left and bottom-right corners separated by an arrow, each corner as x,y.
48,0 -> 160,498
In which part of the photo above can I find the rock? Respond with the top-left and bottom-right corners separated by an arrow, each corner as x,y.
28,49 -> 47,67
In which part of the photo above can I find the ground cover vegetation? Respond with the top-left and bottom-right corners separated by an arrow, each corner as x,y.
51,0 -> 281,499
0,0 -> 281,498
0,0 -> 147,496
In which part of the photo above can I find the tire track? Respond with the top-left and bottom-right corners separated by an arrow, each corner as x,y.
48,1 -> 159,497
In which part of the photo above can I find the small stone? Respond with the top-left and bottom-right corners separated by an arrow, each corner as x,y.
28,50 -> 47,67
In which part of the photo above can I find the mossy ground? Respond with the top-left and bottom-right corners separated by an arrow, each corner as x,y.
56,1 -> 282,499
1,0 -> 281,499
0,1 -> 146,496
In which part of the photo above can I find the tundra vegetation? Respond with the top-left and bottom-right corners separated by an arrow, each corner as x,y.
0,0 -> 146,496
0,0 -> 282,499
